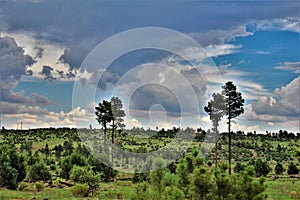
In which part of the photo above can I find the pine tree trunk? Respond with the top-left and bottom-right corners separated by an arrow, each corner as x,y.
228,117 -> 231,175
111,119 -> 115,164
104,124 -> 107,153
215,126 -> 219,167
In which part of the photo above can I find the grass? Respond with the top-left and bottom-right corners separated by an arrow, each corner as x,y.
0,187 -> 78,200
265,178 -> 300,200
97,181 -> 137,199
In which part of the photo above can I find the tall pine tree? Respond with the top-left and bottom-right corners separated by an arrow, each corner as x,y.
222,81 -> 244,174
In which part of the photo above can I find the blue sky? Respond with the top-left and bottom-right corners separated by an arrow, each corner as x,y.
0,1 -> 299,133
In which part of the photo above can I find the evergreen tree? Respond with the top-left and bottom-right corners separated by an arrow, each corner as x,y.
204,93 -> 225,166
287,162 -> 299,175
95,100 -> 113,152
222,81 -> 244,174
275,162 -> 284,175
110,97 -> 125,163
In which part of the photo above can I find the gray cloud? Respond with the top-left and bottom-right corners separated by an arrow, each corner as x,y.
33,46 -> 44,59
0,101 -> 48,115
31,93 -> 53,106
0,82 -> 31,103
0,36 -> 35,81
130,83 -> 181,114
3,1 -> 298,70
0,37 -> 52,108
0,81 -> 53,106
41,65 -> 55,81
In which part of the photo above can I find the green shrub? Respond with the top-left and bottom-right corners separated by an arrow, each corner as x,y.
70,183 -> 89,197
288,162 -> 299,175
35,182 -> 45,192
255,159 -> 271,177
28,162 -> 52,181
18,181 -> 30,191
50,163 -> 56,170
0,145 -> 27,190
275,162 -> 284,175
234,162 -> 245,173
70,165 -> 101,192
60,152 -> 88,179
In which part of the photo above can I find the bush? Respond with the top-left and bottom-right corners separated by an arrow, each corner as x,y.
234,162 -> 245,173
35,182 -> 45,192
18,182 -> 30,191
60,152 -> 88,179
255,159 -> 271,177
70,165 -> 101,192
87,155 -> 117,182
50,164 -> 56,170
0,145 -> 27,189
275,162 -> 284,175
288,162 -> 299,175
0,160 -> 18,190
70,183 -> 89,198
28,162 -> 52,181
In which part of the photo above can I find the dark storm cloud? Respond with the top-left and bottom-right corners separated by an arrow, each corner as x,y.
41,65 -> 55,81
0,36 -> 35,81
95,49 -> 173,90
2,1 -> 299,70
0,36 -> 52,108
129,83 -> 181,116
33,46 -> 44,59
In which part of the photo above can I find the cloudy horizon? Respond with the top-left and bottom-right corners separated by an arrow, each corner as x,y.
0,1 -> 299,133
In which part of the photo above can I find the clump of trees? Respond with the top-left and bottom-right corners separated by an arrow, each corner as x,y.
95,97 -> 126,163
134,156 -> 267,200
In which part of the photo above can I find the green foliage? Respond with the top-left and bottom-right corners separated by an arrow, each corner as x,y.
18,182 -> 30,191
135,169 -> 184,200
275,161 -> 284,175
132,169 -> 149,183
70,183 -> 89,198
255,159 -> 271,177
222,81 -> 245,174
28,161 -> 52,181
0,145 -> 27,190
192,167 -> 214,200
234,162 -> 245,173
35,182 -> 45,192
160,173 -> 184,200
70,165 -> 101,192
150,158 -> 167,193
236,166 -> 266,200
214,169 -> 232,199
204,92 -> 226,133
176,158 -> 192,193
59,152 -> 88,179
0,160 -> 18,190
87,155 -> 117,182
287,162 -> 299,175
27,155 -> 39,166
134,182 -> 155,200
222,81 -> 245,119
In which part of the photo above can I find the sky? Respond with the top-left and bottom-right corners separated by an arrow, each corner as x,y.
0,0 -> 299,133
